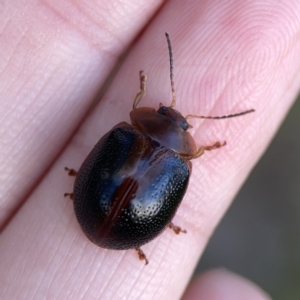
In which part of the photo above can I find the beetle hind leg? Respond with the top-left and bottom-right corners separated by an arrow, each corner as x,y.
65,167 -> 77,176
168,222 -> 187,234
133,71 -> 147,109
64,193 -> 73,200
64,167 -> 76,200
135,247 -> 149,265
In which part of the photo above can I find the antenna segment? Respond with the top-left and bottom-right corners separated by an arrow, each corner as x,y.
165,33 -> 176,108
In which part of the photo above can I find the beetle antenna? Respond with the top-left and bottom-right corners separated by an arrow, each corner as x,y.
186,109 -> 255,120
165,33 -> 176,108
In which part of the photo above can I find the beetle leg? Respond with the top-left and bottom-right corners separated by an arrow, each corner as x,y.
64,193 -> 73,200
192,141 -> 227,159
133,71 -> 147,109
65,167 -> 77,176
135,247 -> 149,265
64,168 -> 76,200
168,222 -> 187,234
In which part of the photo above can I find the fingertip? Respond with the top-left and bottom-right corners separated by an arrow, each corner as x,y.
182,269 -> 271,300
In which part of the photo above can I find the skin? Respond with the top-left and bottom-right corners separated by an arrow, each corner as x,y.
0,0 -> 299,299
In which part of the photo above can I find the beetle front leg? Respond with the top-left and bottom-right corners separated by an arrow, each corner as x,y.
135,247 -> 149,265
133,71 -> 147,109
192,141 -> 227,159
168,222 -> 187,234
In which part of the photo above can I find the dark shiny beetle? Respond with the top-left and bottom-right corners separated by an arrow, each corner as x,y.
65,33 -> 254,264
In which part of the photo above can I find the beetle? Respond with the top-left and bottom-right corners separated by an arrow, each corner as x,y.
65,33 -> 254,265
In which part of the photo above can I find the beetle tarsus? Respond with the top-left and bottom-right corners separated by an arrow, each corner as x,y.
64,193 -> 73,200
133,71 -> 147,109
193,141 -> 227,158
135,247 -> 149,265
168,222 -> 187,234
65,167 -> 77,176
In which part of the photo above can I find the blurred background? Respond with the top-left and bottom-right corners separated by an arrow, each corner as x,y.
195,95 -> 300,300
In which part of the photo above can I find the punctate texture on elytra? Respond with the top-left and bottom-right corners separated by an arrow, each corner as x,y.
73,122 -> 191,250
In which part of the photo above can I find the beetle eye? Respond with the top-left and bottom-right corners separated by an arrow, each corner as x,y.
151,140 -> 160,149
157,106 -> 189,131
180,121 -> 189,131
158,106 -> 168,114
157,106 -> 171,118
